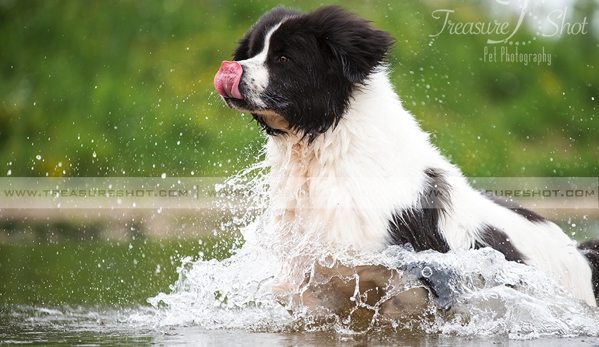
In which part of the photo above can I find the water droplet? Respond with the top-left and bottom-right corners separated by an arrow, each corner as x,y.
35,155 -> 42,160
92,151 -> 97,158
161,173 -> 167,179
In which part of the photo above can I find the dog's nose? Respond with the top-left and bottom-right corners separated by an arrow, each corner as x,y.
214,61 -> 243,99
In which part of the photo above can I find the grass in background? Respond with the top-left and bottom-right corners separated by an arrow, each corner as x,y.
0,0 -> 597,178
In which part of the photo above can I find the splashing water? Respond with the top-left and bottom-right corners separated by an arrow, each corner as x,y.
146,166 -> 599,338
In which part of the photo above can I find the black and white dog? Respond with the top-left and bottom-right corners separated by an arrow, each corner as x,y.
214,6 -> 599,314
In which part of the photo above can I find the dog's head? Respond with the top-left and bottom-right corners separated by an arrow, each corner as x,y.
214,6 -> 393,142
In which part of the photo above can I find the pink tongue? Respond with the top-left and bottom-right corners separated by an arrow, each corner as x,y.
214,61 -> 243,99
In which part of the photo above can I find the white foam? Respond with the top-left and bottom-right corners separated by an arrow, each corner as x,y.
146,169 -> 599,337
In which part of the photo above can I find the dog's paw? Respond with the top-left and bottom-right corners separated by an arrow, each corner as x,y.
403,261 -> 464,311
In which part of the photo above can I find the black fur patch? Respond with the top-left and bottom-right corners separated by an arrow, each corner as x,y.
228,5 -> 394,142
233,6 -> 303,61
486,195 -> 546,223
388,168 -> 451,253
578,239 -> 599,304
474,225 -> 526,263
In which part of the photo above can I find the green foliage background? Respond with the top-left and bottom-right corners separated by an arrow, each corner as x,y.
1,0 -> 597,178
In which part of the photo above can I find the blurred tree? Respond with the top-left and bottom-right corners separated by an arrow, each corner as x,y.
0,0 -> 597,178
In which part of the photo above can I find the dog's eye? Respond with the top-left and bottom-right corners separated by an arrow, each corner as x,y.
278,55 -> 289,63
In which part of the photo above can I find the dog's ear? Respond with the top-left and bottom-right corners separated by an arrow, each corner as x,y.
311,6 -> 394,83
